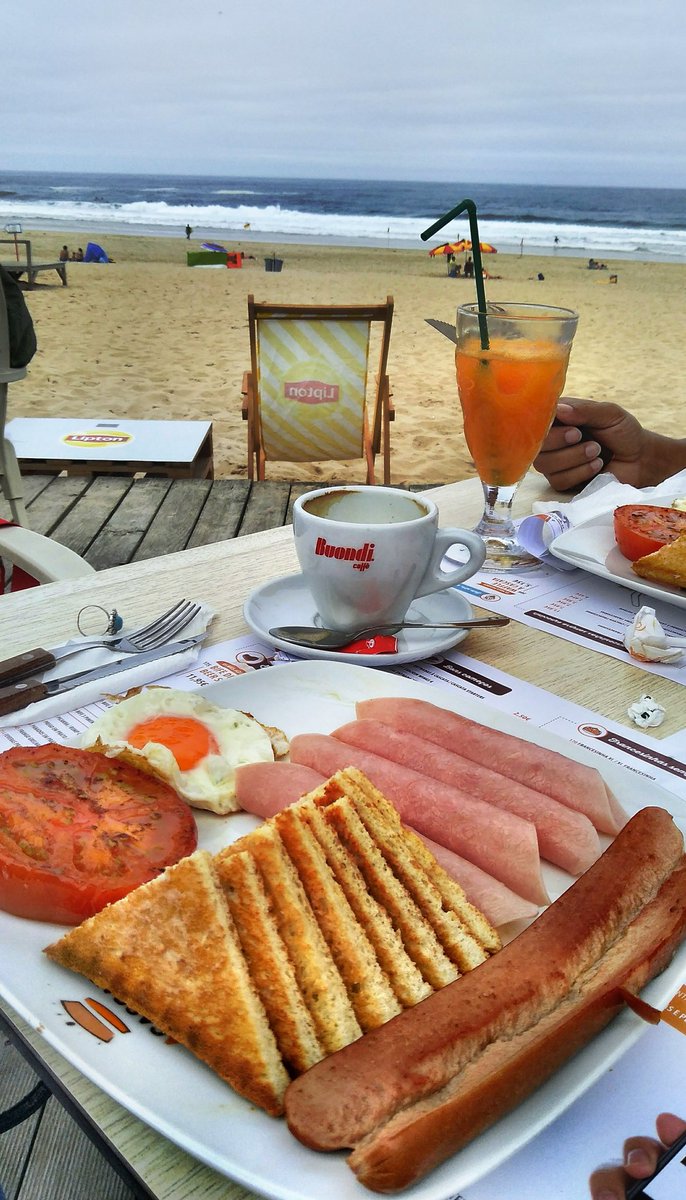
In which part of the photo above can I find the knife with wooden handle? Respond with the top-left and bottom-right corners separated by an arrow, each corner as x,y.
0,636 -> 204,718
0,647 -> 62,685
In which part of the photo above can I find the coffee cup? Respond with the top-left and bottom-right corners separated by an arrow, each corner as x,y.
293,486 -> 486,631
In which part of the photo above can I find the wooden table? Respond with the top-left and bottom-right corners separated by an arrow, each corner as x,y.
1,472 -> 683,1200
0,239 -> 68,288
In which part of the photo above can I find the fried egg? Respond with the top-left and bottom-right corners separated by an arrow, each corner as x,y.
79,688 -> 277,813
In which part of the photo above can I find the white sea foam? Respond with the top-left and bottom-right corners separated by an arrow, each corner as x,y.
3,197 -> 686,259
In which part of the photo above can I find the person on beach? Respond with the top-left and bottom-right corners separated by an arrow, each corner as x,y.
58,245 -> 69,262
588,1111 -> 686,1198
185,224 -> 193,240
534,398 -> 686,491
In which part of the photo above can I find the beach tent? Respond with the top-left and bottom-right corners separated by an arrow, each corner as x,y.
83,242 -> 110,263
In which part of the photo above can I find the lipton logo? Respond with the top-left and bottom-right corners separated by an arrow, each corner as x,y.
62,432 -> 133,449
284,380 -> 339,404
315,536 -> 375,571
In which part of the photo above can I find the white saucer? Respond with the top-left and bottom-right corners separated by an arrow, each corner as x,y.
243,573 -> 475,665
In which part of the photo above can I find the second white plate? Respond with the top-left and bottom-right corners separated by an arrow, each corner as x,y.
549,510 -> 686,611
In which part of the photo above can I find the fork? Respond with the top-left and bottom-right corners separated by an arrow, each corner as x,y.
0,599 -> 203,686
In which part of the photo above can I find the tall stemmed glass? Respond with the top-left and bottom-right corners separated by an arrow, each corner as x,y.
455,302 -> 578,570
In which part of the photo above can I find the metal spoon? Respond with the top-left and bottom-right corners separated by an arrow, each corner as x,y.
269,615 -> 510,650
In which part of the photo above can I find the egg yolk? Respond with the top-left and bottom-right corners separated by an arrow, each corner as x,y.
126,716 -> 219,772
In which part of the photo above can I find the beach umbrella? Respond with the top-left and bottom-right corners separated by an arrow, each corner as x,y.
462,240 -> 498,254
201,241 -> 227,253
428,241 -> 469,257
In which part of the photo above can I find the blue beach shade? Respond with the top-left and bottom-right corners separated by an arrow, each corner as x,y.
83,242 -> 109,263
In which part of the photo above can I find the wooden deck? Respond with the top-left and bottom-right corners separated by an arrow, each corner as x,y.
0,472 -> 441,1200
0,473 -> 321,567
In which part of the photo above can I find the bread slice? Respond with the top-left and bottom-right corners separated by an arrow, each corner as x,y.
633,532 -> 686,587
45,851 -> 289,1115
213,848 -> 323,1074
220,823 -> 363,1054
333,768 -> 500,967
275,799 -> 402,1030
302,796 -> 433,1008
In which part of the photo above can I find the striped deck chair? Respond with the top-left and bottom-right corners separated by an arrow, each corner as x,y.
242,295 -> 394,483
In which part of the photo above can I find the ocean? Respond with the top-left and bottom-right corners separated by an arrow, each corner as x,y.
2,171 -> 686,261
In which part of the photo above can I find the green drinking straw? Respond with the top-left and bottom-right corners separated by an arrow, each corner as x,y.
421,198 -> 490,349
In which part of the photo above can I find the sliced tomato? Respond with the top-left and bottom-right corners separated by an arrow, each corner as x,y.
613,505 -> 686,562
0,744 -> 197,924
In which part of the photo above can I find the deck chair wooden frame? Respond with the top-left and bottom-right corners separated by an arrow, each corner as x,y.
0,282 -> 29,526
242,294 -> 394,484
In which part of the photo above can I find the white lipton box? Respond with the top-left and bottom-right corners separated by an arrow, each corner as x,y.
5,418 -> 214,479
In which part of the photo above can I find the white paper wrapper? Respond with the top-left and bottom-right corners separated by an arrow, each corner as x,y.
0,603 -> 215,727
516,511 -> 577,570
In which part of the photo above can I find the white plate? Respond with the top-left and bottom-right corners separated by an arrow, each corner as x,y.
243,571 -> 474,664
549,509 -> 686,610
3,660 -> 686,1200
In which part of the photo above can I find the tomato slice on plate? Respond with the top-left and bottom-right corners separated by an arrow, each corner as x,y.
613,504 -> 686,562
0,744 -> 197,924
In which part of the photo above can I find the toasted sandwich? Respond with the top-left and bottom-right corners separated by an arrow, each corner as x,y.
633,532 -> 686,588
46,767 -> 500,1116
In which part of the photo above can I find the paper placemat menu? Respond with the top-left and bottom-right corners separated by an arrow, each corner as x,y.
456,561 -> 686,683
2,633 -> 686,805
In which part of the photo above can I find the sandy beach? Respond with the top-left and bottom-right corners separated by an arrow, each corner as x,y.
6,229 -> 685,485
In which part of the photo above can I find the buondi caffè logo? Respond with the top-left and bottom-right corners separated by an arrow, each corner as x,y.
315,536 -> 375,572
62,431 -> 134,450
284,379 -> 340,404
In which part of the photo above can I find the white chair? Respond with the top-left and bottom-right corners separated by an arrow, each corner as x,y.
0,278 -> 29,526
0,524 -> 95,588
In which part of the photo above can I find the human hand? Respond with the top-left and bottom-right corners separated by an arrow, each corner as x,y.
533,399 -> 649,491
588,1112 -> 686,1198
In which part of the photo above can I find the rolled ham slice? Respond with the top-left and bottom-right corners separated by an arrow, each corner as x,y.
334,719 -> 600,875
357,697 -> 627,836
236,761 -> 537,927
289,734 -> 549,906
235,762 -> 325,819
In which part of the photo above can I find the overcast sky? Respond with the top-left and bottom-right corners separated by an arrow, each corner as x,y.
3,0 -> 685,187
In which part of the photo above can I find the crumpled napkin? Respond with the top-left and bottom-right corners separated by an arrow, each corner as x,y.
627,693 -> 666,728
534,468 -> 686,527
0,602 -> 215,728
624,605 -> 686,664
